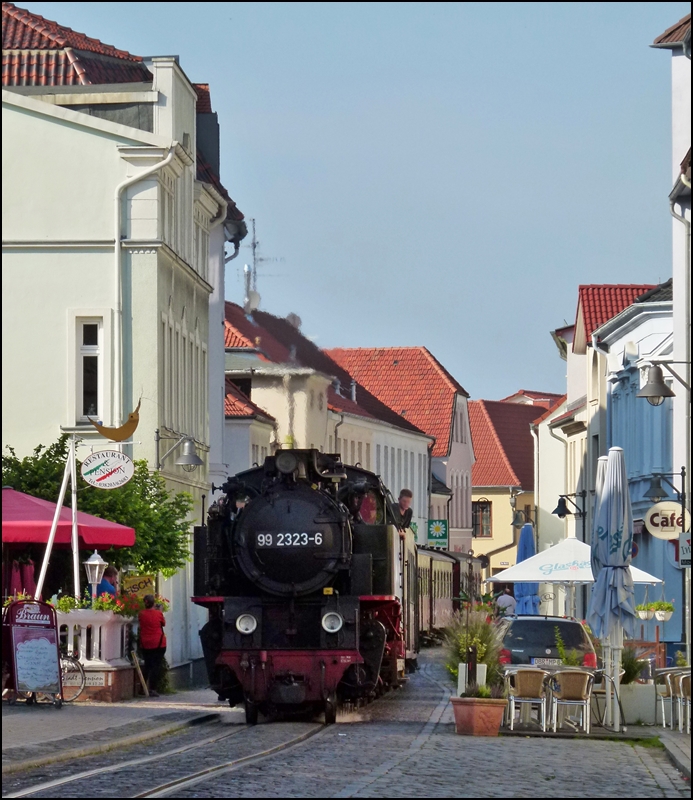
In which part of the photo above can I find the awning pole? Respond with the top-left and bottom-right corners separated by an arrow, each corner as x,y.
70,436 -> 81,600
34,442 -> 72,601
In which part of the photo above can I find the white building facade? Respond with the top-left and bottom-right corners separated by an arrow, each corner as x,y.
2,23 -> 244,684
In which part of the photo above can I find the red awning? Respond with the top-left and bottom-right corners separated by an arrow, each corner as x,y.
2,488 -> 135,548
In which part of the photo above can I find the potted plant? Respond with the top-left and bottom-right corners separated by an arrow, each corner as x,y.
635,603 -> 654,620
450,682 -> 507,736
651,601 -> 674,622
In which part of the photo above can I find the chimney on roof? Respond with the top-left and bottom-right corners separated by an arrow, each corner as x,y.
286,313 -> 302,330
334,378 -> 342,397
350,379 -> 356,403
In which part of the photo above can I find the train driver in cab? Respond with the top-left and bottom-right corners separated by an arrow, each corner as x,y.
397,489 -> 413,529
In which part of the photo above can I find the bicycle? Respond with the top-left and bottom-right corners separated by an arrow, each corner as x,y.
14,652 -> 86,706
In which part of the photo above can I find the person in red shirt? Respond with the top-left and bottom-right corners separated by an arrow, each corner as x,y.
138,595 -> 167,697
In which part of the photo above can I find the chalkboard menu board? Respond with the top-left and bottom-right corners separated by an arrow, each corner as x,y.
6,601 -> 62,696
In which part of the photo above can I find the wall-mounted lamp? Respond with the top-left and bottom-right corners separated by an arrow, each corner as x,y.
552,490 -> 587,540
155,429 -> 204,472
637,362 -> 690,406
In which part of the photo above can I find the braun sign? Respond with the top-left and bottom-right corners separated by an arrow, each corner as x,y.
645,502 -> 691,540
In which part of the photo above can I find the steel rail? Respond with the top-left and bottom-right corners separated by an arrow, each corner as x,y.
3,720 -> 245,798
135,723 -> 326,798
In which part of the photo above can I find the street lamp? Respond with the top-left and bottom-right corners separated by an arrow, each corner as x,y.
552,490 -> 587,540
83,550 -> 107,607
636,362 -> 690,406
155,429 -> 204,472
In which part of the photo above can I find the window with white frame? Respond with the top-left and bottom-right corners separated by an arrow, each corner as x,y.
77,319 -> 101,420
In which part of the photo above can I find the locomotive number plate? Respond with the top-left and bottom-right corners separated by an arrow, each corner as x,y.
256,532 -> 324,547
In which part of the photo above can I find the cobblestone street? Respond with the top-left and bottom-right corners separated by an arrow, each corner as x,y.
6,648 -> 686,799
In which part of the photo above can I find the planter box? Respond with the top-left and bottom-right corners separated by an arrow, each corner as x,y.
592,683 -> 658,726
450,696 -> 507,736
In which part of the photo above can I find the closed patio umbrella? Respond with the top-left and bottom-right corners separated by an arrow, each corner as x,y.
590,456 -> 608,579
587,446 -> 636,732
514,523 -> 540,614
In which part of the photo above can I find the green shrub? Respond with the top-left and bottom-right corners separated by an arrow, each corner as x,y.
554,626 -> 582,666
620,646 -> 647,685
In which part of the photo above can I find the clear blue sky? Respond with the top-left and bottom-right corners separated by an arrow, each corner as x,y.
22,2 -> 690,400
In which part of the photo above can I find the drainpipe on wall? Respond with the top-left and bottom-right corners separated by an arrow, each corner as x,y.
670,174 -> 691,667
114,144 -> 177,426
530,423 -> 540,551
333,414 -> 345,459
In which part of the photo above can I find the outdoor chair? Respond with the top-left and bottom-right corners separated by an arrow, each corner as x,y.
655,670 -> 676,728
676,673 -> 690,735
662,670 -> 688,731
550,669 -> 593,734
506,668 -> 549,732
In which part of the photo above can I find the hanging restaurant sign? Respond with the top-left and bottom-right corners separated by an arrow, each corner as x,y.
645,501 -> 691,540
81,450 -> 135,490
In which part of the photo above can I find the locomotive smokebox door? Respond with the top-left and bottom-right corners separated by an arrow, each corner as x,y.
234,484 -> 351,597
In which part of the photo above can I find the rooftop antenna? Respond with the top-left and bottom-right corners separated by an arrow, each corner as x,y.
243,264 -> 260,315
246,218 -> 284,293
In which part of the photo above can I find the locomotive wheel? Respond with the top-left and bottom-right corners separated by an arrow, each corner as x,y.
245,701 -> 259,725
324,692 -> 337,725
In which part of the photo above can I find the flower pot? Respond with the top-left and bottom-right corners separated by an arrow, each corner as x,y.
450,696 -> 507,736
637,610 -> 654,620
654,610 -> 673,622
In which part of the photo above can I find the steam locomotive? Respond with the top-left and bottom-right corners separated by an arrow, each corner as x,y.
193,449 -> 417,724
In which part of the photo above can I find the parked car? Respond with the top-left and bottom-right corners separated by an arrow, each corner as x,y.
496,615 -> 597,668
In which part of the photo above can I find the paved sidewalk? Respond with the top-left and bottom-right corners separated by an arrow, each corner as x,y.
1,687 -> 243,774
659,729 -> 691,781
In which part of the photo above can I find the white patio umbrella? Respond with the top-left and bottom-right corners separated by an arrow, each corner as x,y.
486,538 -> 661,587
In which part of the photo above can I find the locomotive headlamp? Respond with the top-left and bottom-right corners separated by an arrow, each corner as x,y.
276,451 -> 299,474
236,614 -> 258,635
321,612 -> 344,634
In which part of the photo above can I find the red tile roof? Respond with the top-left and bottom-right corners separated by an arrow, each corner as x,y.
196,150 -> 245,223
225,303 -> 291,363
326,387 -> 375,420
2,2 -> 152,85
652,14 -> 691,47
573,285 -> 655,354
469,400 -> 538,490
531,395 -> 567,426
326,347 -> 468,457
500,389 -> 565,407
225,379 -> 275,420
193,83 -> 212,114
224,304 -> 422,433
548,399 -> 586,427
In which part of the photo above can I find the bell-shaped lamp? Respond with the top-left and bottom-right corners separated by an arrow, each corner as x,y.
175,438 -> 204,472
552,497 -> 571,519
636,366 -> 676,407
644,476 -> 669,503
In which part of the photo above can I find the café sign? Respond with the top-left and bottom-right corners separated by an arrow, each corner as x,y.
645,502 -> 690,540
81,450 -> 134,490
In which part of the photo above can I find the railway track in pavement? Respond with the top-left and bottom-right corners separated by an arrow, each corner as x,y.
3,719 -> 326,799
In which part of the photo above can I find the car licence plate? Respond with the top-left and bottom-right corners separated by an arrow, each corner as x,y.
531,658 -> 562,666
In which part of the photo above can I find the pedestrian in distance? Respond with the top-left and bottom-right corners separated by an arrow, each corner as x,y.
139,594 -> 167,697
496,586 -> 517,617
95,565 -> 119,597
397,489 -> 413,529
